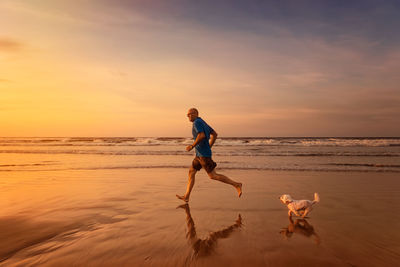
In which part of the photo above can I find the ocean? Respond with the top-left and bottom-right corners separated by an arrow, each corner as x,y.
1,137 -> 399,172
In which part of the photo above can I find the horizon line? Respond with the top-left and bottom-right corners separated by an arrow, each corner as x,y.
1,136 -> 399,139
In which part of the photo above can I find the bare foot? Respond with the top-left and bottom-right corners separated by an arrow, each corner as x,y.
236,214 -> 242,227
236,183 -> 242,198
176,194 -> 189,202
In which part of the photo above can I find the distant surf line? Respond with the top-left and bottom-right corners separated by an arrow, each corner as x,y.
1,165 -> 400,173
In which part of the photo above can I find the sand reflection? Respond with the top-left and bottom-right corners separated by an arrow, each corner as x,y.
177,204 -> 242,258
280,217 -> 320,244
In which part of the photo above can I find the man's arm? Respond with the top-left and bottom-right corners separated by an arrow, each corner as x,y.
209,130 -> 218,148
186,132 -> 205,151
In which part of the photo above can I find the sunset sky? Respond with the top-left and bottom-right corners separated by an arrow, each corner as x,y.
1,0 -> 399,137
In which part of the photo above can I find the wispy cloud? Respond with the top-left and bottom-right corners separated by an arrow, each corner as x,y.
0,37 -> 23,52
1,0 -> 399,136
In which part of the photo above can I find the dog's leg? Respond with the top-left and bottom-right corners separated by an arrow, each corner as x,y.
288,210 -> 292,217
302,208 -> 310,218
290,208 -> 301,217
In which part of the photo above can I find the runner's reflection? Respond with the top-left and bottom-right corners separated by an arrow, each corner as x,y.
177,203 -> 242,257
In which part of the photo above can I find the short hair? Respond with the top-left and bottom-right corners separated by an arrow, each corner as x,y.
189,108 -> 199,115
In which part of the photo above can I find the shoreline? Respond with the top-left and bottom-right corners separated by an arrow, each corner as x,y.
1,166 -> 400,173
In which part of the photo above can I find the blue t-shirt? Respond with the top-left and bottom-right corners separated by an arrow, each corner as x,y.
192,117 -> 214,157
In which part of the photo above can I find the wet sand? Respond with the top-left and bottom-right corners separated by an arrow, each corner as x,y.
1,169 -> 399,266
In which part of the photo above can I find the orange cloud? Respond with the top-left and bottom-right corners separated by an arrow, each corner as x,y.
0,37 -> 23,52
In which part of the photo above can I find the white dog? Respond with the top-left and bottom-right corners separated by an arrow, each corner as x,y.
279,193 -> 320,218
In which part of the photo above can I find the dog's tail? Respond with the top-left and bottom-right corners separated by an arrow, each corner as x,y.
312,193 -> 320,204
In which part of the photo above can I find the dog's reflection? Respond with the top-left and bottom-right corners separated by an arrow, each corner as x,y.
177,204 -> 242,258
280,217 -> 320,245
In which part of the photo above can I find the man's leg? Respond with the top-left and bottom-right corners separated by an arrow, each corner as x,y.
176,167 -> 197,202
208,169 -> 242,197
176,203 -> 198,242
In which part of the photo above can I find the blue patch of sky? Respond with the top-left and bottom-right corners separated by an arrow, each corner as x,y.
105,0 -> 400,47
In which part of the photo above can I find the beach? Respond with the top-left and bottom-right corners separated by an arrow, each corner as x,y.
1,167 -> 399,266
3,1 -> 400,265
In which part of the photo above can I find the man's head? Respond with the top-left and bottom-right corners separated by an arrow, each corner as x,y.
187,108 -> 199,122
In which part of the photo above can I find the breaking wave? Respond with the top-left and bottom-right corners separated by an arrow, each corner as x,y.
1,137 -> 400,147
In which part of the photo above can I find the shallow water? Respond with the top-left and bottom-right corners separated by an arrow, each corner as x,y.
1,168 -> 399,266
1,137 -> 400,172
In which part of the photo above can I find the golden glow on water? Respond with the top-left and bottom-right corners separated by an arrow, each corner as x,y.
0,166 -> 399,266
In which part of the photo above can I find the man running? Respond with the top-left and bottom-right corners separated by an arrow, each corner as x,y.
176,108 -> 242,202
